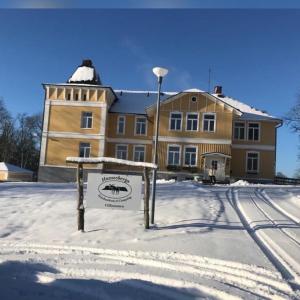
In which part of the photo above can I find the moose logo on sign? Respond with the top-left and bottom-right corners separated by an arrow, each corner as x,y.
97,176 -> 132,201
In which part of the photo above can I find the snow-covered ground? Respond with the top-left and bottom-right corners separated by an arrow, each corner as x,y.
0,181 -> 299,299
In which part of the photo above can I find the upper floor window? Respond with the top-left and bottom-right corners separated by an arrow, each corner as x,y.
248,123 -> 260,141
186,113 -> 198,131
116,144 -> 128,160
234,122 -> 245,140
203,113 -> 216,132
117,116 -> 126,135
184,146 -> 197,166
135,117 -> 147,135
170,112 -> 182,131
247,152 -> 259,173
168,145 -> 181,166
81,112 -> 93,129
133,145 -> 145,162
79,142 -> 91,158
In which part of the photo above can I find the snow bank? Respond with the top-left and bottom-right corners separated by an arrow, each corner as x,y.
231,180 -> 250,186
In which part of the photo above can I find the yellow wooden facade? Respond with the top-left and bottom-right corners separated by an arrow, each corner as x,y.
39,81 -> 281,182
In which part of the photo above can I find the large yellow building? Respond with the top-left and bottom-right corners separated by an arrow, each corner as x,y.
38,60 -> 282,182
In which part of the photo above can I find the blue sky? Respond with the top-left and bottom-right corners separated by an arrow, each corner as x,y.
0,8 -> 299,176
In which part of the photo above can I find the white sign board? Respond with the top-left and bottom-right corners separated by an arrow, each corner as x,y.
86,173 -> 142,210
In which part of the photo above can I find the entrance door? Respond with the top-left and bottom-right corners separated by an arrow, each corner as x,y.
204,156 -> 226,181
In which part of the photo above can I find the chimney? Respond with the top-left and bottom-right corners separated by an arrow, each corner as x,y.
214,85 -> 222,95
81,59 -> 93,67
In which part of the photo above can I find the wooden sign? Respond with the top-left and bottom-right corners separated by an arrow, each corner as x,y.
86,173 -> 142,210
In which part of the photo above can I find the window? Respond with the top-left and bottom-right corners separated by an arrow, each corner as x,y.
168,145 -> 181,166
135,117 -> 146,135
184,146 -> 197,166
170,112 -> 182,130
191,96 -> 197,102
247,152 -> 259,173
83,94 -> 87,101
75,93 -> 79,101
81,112 -> 93,129
66,93 -> 71,100
186,113 -> 198,131
211,160 -> 218,170
116,145 -> 128,160
234,122 -> 245,140
133,145 -> 145,162
117,116 -> 125,135
248,123 -> 260,141
79,142 -> 91,158
203,113 -> 216,132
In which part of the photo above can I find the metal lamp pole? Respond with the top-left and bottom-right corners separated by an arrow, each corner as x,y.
151,67 -> 168,225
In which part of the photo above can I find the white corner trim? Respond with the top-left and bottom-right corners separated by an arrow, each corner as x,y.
48,131 -> 105,139
155,136 -> 231,145
40,101 -> 51,165
47,100 -> 106,107
232,144 -> 275,151
106,137 -> 152,145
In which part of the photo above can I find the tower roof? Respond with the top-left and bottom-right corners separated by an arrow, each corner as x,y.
68,59 -> 102,85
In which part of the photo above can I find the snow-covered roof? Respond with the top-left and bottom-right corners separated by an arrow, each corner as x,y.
110,90 -> 176,114
0,162 -> 33,173
66,157 -> 157,169
69,66 -> 94,83
183,88 -> 205,93
212,94 -> 280,121
68,60 -> 101,85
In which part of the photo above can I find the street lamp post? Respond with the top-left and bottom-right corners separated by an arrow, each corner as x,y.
151,67 -> 168,225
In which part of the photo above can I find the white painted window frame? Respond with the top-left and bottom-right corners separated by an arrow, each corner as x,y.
202,112 -> 216,133
133,144 -> 146,162
79,142 -> 91,158
233,121 -> 246,140
115,144 -> 128,160
81,111 -> 93,129
117,115 -> 126,135
246,151 -> 260,173
247,122 -> 260,142
134,116 -> 147,136
186,112 -> 199,131
167,144 -> 181,166
183,145 -> 198,167
169,112 -> 183,131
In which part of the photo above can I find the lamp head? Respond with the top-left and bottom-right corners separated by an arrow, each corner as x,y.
152,67 -> 168,78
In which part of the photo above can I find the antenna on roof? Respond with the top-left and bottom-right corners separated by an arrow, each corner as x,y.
120,91 -> 123,96
147,92 -> 150,97
208,67 -> 211,93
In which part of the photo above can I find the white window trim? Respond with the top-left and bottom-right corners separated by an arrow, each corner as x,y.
247,122 -> 261,142
117,115 -> 126,135
115,144 -> 128,160
169,111 -> 183,131
246,151 -> 260,173
81,111 -> 93,129
132,144 -> 146,162
183,145 -> 198,167
167,144 -> 181,166
185,112 -> 199,131
202,112 -> 217,133
233,121 -> 246,141
134,116 -> 147,136
79,142 -> 91,158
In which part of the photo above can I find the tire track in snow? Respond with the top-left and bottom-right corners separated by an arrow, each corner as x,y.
230,188 -> 300,294
0,242 -> 295,299
259,189 -> 300,224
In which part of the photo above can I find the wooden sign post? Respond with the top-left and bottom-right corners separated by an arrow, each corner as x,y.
66,157 -> 157,231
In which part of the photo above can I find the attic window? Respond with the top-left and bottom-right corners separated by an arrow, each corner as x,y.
191,96 -> 197,102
